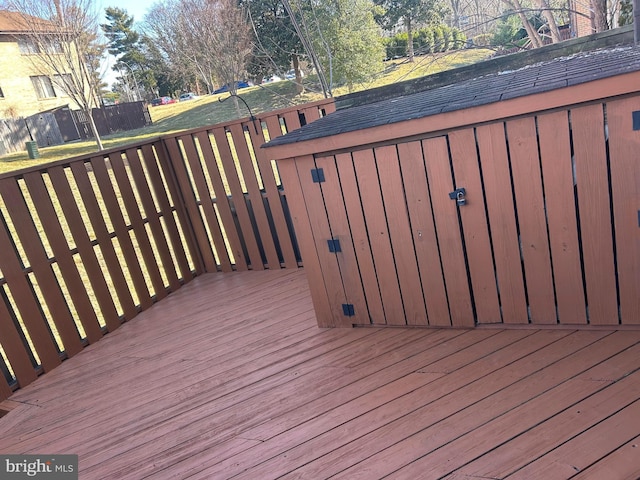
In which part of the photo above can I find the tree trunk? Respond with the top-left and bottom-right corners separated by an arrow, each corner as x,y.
86,108 -> 104,151
504,0 -> 544,48
405,15 -> 415,62
536,0 -> 562,42
293,54 -> 304,94
592,0 -> 609,31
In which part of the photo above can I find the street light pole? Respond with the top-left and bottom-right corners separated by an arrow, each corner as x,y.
119,61 -> 141,102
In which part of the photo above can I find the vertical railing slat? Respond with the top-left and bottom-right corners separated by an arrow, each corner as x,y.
154,141 -> 204,280
194,131 -> 248,271
23,172 -> 103,343
228,123 -> 280,269
247,118 -> 298,269
0,179 -> 83,357
0,296 -> 38,388
126,148 -> 181,292
48,166 -> 121,332
0,206 -> 61,372
163,138 -> 211,273
212,127 -> 264,270
88,156 -> 153,309
178,134 -> 233,272
112,148 -> 167,299
70,161 -> 139,321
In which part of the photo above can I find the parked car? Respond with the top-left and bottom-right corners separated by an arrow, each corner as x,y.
151,96 -> 177,106
285,69 -> 305,80
212,81 -> 250,94
262,75 -> 282,84
179,92 -> 199,101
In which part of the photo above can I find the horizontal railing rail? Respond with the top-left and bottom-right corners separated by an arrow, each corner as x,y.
0,98 -> 335,401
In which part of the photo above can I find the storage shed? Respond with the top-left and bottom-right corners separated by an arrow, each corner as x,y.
264,46 -> 640,329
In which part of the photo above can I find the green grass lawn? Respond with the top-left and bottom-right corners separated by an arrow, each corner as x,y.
0,49 -> 493,174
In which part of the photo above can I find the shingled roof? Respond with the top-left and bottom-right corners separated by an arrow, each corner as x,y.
265,45 -> 640,148
0,10 -> 55,34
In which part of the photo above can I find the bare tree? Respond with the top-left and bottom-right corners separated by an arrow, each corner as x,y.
144,0 -> 253,114
4,0 -> 106,150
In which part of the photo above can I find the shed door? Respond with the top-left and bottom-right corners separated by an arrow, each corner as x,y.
296,98 -> 639,327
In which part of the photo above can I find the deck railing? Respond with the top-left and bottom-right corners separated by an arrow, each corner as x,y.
0,98 -> 335,401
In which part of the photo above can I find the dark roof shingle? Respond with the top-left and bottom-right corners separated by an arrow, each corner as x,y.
265,46 -> 640,148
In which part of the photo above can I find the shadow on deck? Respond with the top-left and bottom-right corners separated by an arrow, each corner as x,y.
0,269 -> 638,479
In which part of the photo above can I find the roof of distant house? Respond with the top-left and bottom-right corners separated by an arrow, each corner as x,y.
0,10 -> 55,34
265,45 -> 640,148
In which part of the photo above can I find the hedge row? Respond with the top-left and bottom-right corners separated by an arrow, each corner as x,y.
385,25 -> 467,59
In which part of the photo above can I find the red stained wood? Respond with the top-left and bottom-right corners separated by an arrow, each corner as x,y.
334,153 -> 386,325
212,127 -> 265,270
22,172 -> 102,343
248,120 -> 298,269
352,149 -> 405,326
570,435 -> 640,480
151,140 -> 200,278
47,166 -> 120,331
70,160 -> 138,321
315,155 -> 369,325
295,155 -> 352,326
475,123 -> 529,324
375,145 -> 428,326
606,97 -> 640,325
177,134 -> 233,272
0,178 -> 83,357
422,137 -> 474,327
506,117 -> 557,324
537,111 -> 587,324
193,131 -> 246,271
0,270 -> 636,478
228,123 -> 280,269
139,144 -> 194,282
571,104 -> 619,325
87,157 -> 153,309
276,159 -> 335,326
449,129 -> 501,324
397,141 -> 450,326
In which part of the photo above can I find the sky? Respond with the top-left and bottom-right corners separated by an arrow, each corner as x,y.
96,0 -> 156,25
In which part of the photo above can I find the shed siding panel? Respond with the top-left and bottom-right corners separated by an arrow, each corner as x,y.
606,97 -> 640,325
537,111 -> 587,324
570,104 -> 619,325
398,142 -> 451,327
505,117 -> 557,324
475,124 -> 529,324
422,137 -> 474,327
448,129 -> 501,325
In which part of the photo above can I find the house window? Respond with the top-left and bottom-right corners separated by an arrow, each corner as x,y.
18,38 -> 39,54
52,74 -> 72,97
31,75 -> 56,99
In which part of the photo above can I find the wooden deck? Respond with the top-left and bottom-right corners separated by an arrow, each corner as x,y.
0,269 -> 638,479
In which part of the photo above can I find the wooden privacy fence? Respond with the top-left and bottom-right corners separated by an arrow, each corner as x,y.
0,98 -> 334,401
275,95 -> 640,329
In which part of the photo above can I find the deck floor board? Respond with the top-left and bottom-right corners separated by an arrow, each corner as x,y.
0,269 -> 638,479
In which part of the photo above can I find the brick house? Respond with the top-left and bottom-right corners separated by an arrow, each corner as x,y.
0,10 -> 73,118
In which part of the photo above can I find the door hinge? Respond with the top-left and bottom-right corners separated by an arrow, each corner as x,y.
633,111 -> 640,131
342,304 -> 355,316
327,238 -> 341,253
311,168 -> 325,183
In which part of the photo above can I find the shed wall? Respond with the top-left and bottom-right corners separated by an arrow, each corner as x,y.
278,91 -> 640,328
